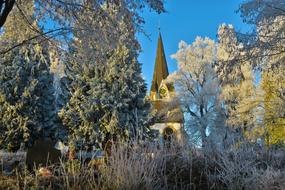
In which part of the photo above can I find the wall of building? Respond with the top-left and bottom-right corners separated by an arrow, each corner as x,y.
150,122 -> 183,144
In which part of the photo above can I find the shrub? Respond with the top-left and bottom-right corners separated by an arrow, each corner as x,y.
0,140 -> 285,190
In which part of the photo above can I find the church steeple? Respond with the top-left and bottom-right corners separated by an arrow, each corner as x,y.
148,30 -> 184,144
150,32 -> 169,96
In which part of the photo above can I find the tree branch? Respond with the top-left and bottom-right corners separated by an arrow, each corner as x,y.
0,27 -> 69,54
0,0 -> 15,28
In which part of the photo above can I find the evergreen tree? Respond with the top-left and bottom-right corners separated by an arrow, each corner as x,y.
59,2 -> 151,148
0,1 -> 60,151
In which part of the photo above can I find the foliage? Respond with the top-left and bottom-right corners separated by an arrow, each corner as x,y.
236,0 -> 285,144
0,0 -> 164,150
0,1 -> 62,151
216,24 -> 244,85
168,37 -> 224,147
59,2 -> 151,148
217,24 -> 264,143
0,0 -> 165,55
261,68 -> 285,145
1,140 -> 285,190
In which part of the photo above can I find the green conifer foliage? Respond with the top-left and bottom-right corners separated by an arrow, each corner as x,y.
0,2 -> 60,151
59,2 -> 151,148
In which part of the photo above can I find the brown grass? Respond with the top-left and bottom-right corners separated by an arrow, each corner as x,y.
0,141 -> 285,190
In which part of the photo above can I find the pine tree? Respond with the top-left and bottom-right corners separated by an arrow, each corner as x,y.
0,1 -> 60,151
59,2 -> 151,148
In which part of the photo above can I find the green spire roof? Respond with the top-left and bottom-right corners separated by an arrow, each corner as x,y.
150,32 -> 169,93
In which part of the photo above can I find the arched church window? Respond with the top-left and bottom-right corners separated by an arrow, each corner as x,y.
163,127 -> 174,147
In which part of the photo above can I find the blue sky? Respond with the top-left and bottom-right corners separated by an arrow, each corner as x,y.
137,0 -> 251,91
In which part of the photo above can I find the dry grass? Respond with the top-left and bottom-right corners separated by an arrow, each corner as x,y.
0,141 -> 285,190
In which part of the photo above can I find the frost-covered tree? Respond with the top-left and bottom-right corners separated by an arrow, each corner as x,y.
0,1 -> 61,151
239,0 -> 285,62
220,64 -> 261,139
238,1 -> 285,144
216,24 -> 244,85
217,24 -> 263,142
59,2 -> 153,148
0,0 -> 165,56
168,37 -> 223,147
0,0 -> 165,29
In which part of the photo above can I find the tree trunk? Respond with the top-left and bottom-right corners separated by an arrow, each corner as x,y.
201,127 -> 207,148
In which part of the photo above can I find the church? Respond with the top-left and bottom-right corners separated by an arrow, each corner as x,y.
149,31 -> 184,144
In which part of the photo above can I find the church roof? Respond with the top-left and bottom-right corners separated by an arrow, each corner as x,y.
150,32 -> 171,93
152,99 -> 184,123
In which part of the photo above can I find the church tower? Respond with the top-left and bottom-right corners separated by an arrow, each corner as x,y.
149,32 -> 184,143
